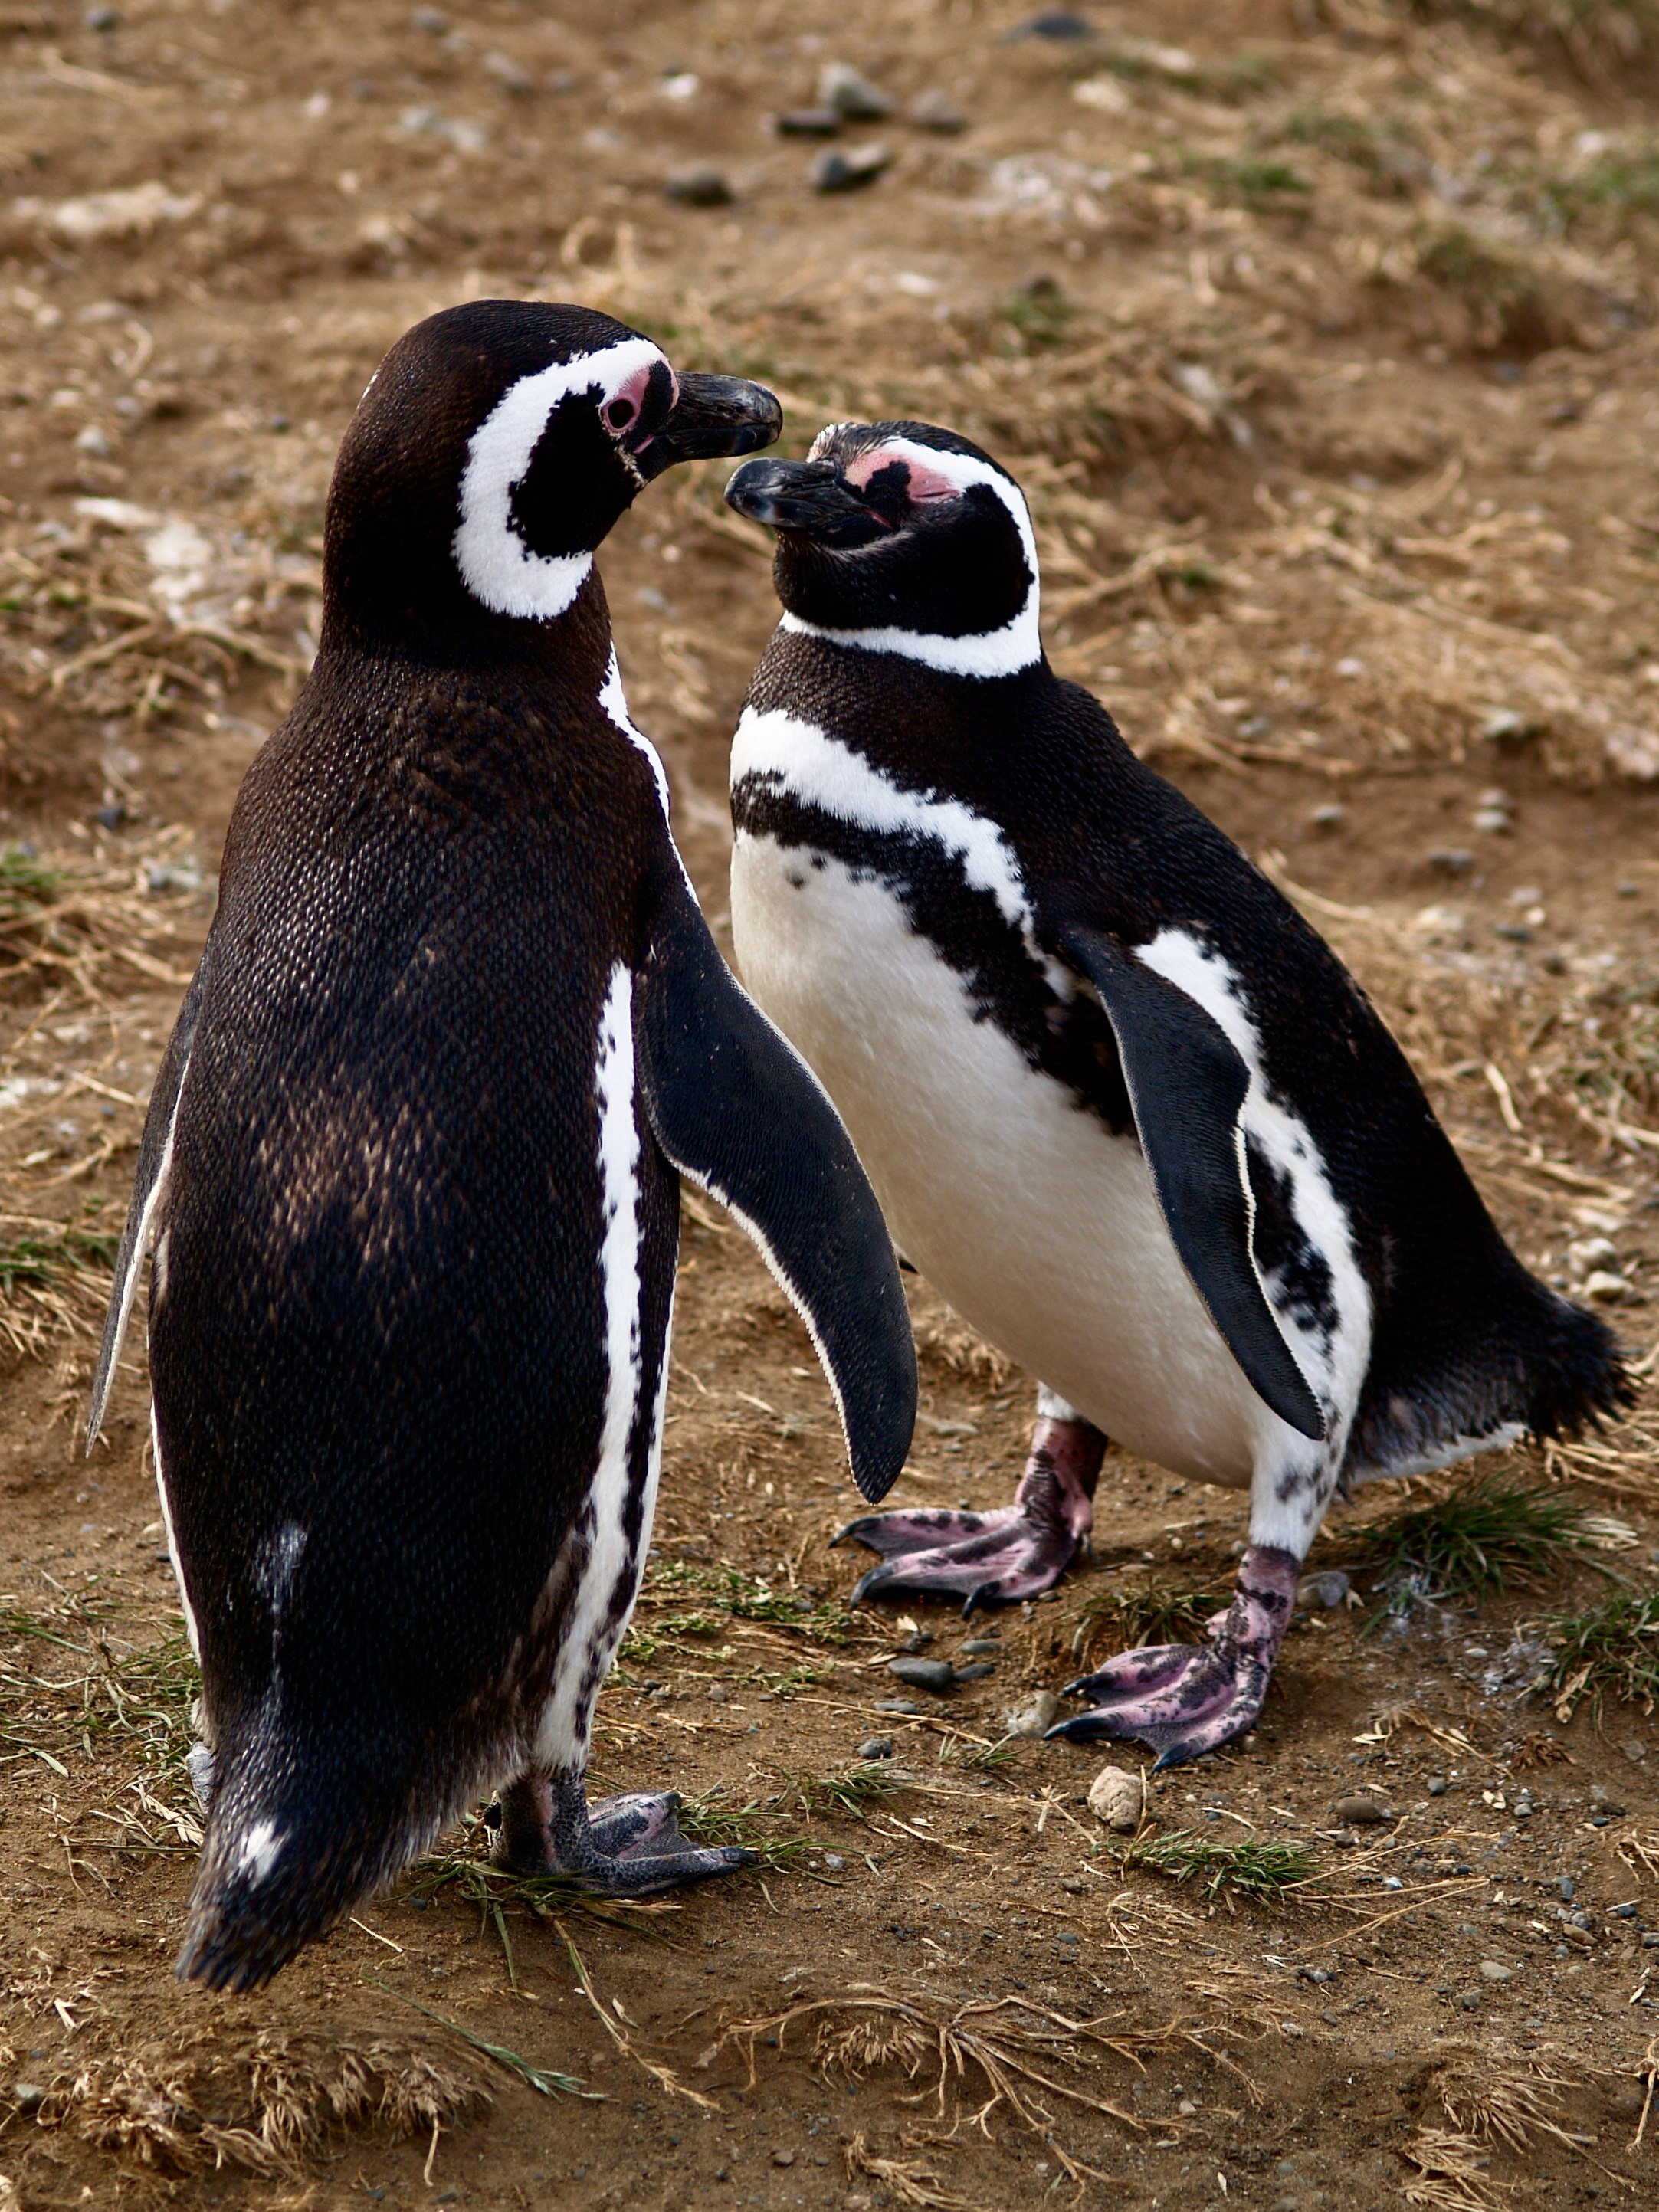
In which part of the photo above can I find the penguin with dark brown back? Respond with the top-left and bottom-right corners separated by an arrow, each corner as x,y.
87,306 -> 916,1992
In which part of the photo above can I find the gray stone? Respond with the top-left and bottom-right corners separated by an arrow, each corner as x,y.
1427,1777 -> 1449,1796
1002,1689 -> 1062,1738
1458,1990 -> 1482,2011
959,1637 -> 1002,1657
817,61 -> 893,120
664,165 -> 733,208
856,1737 -> 893,1761
777,107 -> 841,136
1478,1959 -> 1515,1983
1297,1570 -> 1350,1610
952,1661 -> 995,1683
11,2083 -> 44,2113
1333,1794 -> 1394,1827
889,1656 -> 954,1693
875,1697 -> 920,1716
822,1853 -> 845,1872
811,143 -> 892,194
909,89 -> 967,133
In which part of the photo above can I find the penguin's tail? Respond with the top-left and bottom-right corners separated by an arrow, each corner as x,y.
175,1732 -> 482,1994
1349,1241 -> 1634,1482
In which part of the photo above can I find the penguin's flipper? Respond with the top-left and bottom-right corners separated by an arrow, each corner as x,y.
85,952 -> 208,1449
1053,920 -> 1324,1443
634,860 -> 916,1503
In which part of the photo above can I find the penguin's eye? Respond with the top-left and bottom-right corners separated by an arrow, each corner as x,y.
605,397 -> 638,432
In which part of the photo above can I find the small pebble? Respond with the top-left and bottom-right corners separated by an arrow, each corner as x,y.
875,1698 -> 920,1716
1087,1765 -> 1141,1833
706,1682 -> 727,1704
1569,1237 -> 1618,1273
1479,1959 -> 1515,1983
1641,1932 -> 1659,1948
857,1737 -> 893,1761
901,1630 -> 936,1654
1459,1990 -> 1482,2012
908,88 -> 967,132
1427,848 -> 1474,876
822,1853 -> 845,1873
664,164 -> 733,207
1611,1902 -> 1638,1919
889,1656 -> 954,1693
773,2149 -> 796,2168
1332,1794 -> 1394,1827
1297,1569 -> 1349,1611
777,107 -> 841,136
1557,1877 -> 1575,1901
1474,808 -> 1512,835
952,1660 -> 995,1683
1583,1271 -> 1629,1305
1006,7 -> 1096,36
1002,1689 -> 1062,1738
1480,707 -> 1533,745
817,61 -> 892,119
1427,1777 -> 1449,1797
811,143 -> 892,192
959,1637 -> 1002,1657
11,2083 -> 44,2114
1300,1966 -> 1334,1984
1310,802 -> 1346,830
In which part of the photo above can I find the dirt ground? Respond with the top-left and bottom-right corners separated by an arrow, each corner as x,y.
7,0 -> 1659,2205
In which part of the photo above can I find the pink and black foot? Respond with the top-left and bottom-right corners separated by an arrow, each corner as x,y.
491,1774 -> 753,1894
1047,1544 -> 1298,1770
834,1412 -> 1106,1618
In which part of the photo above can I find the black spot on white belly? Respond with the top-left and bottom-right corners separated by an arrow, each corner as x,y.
733,778 -> 1135,1135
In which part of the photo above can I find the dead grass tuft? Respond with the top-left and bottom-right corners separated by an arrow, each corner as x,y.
705,1986 -> 1255,2184
1402,2126 -> 1501,2212
42,2030 -> 489,2175
1438,2049 -> 1593,2153
910,1311 -> 1014,1388
842,2129 -> 977,2211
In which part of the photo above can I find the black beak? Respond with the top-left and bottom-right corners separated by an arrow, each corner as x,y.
638,372 -> 782,479
723,458 -> 880,544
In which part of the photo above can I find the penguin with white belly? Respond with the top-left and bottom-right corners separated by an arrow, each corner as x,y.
720,419 -> 1628,1769
85,306 -> 916,1991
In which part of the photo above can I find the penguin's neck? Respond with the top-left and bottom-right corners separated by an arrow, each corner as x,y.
321,563 -> 618,696
782,630 -> 1059,779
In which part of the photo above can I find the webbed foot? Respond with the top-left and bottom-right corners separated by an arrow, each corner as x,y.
1045,1544 -> 1298,1770
491,1775 -> 752,1895
834,1412 -> 1106,1618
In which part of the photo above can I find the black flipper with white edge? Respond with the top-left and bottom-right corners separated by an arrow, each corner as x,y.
634,854 -> 916,1502
85,951 -> 209,1450
1053,918 -> 1325,1444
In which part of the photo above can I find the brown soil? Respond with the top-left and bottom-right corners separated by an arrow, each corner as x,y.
2,0 -> 1659,2206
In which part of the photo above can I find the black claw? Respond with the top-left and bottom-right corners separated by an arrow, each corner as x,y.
960,1581 -> 1002,1620
1059,1674 -> 1093,1699
1043,1713 -> 1110,1743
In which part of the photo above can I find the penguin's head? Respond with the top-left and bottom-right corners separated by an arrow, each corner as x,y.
723,421 -> 1041,679
324,300 -> 781,648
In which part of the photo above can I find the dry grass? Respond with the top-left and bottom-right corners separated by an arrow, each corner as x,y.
842,2129 -> 977,2212
703,1986 -> 1255,2185
1437,2049 -> 1595,2153
40,2029 -> 489,2176
1402,2126 -> 1501,2212
1069,1580 -> 1228,1665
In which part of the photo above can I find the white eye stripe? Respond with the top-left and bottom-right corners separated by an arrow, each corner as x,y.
451,336 -> 664,621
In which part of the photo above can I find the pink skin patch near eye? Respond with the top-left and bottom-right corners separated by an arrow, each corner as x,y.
844,447 -> 962,504
604,359 -> 674,438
